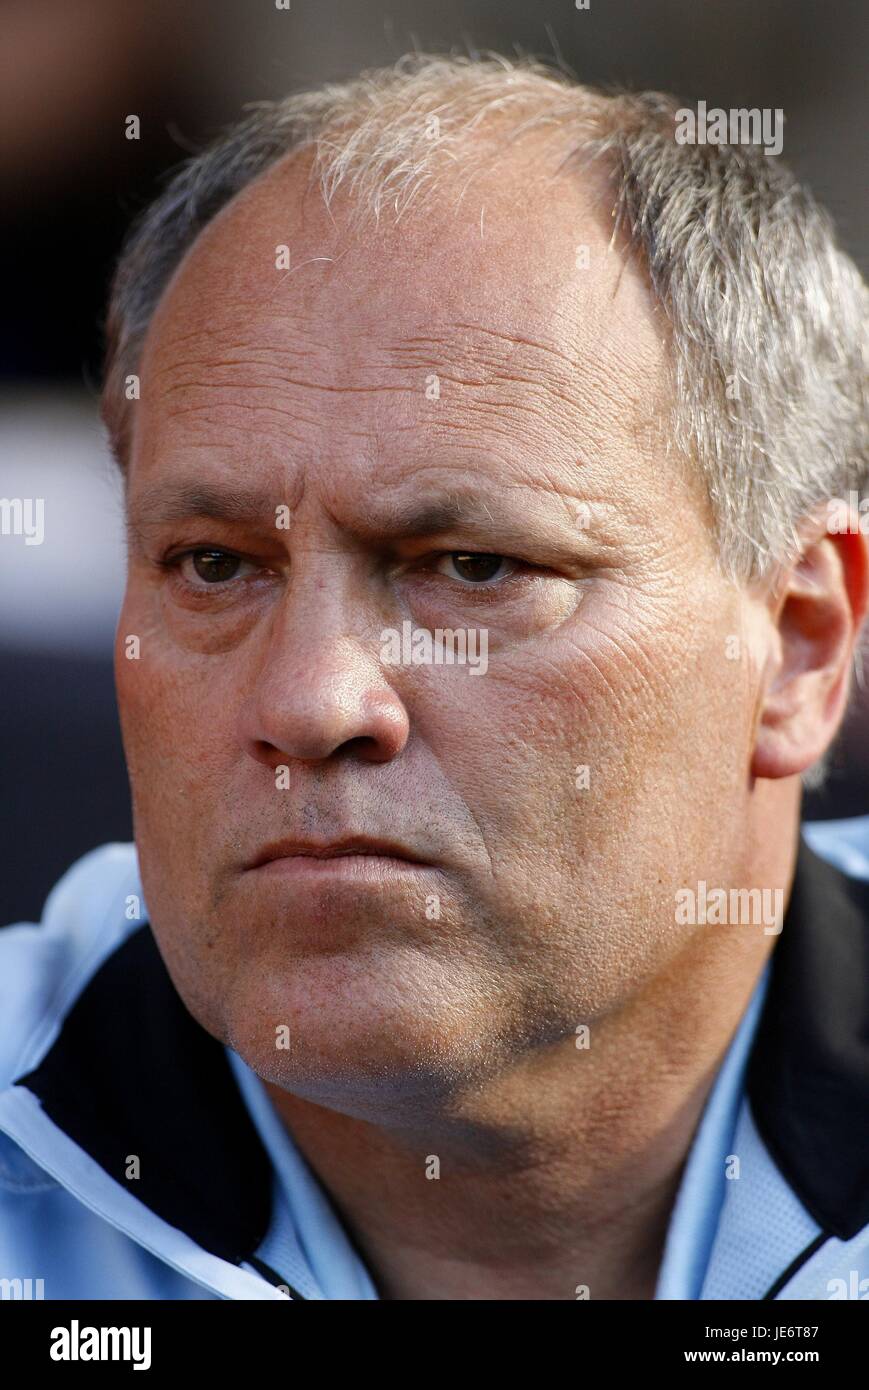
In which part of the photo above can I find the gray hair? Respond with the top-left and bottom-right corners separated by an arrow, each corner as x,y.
101,51 -> 867,590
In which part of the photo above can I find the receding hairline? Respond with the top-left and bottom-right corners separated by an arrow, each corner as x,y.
127,115 -> 668,486
138,102 -> 628,335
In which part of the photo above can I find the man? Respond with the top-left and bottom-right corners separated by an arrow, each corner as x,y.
1,54 -> 867,1301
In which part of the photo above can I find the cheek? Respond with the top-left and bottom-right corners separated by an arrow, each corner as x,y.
115,598 -> 242,1032
418,594 -> 677,817
556,588 -> 755,918
114,589 -> 244,842
425,581 -> 748,884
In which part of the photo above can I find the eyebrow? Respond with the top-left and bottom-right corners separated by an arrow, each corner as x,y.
124,476 -> 593,560
366,494 -> 495,538
127,481 -> 277,537
127,479 -> 500,538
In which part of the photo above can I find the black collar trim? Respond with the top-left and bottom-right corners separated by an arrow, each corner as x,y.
12,834 -> 869,1261
14,924 -> 273,1267
747,838 -> 869,1241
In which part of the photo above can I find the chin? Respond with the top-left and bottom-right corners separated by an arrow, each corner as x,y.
222,948 -> 505,1114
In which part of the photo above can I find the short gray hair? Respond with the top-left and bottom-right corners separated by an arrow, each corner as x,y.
101,51 -> 867,588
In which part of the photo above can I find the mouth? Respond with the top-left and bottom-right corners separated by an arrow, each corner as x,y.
245,837 -> 435,875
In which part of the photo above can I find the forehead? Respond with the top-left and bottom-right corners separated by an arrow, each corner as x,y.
131,136 -> 670,501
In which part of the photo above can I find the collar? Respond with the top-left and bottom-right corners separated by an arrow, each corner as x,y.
746,835 -> 869,1240
13,831 -> 869,1264
13,924 -> 272,1267
655,962 -> 771,1298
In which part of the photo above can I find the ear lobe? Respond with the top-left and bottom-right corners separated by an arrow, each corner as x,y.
751,525 -> 869,781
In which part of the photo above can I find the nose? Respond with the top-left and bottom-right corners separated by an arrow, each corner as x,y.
237,599 -> 410,769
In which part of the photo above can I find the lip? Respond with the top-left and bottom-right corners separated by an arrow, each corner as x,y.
246,837 -> 434,872
250,854 -> 436,884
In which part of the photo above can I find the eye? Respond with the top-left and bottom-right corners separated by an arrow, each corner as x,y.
436,552 -> 515,584
177,549 -> 255,585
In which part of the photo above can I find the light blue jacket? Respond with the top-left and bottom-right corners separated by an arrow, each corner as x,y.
1,821 -> 867,1300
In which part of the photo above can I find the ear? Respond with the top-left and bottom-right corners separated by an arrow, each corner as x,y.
751,510 -> 869,780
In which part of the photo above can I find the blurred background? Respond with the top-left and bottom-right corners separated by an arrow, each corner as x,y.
1,0 -> 867,924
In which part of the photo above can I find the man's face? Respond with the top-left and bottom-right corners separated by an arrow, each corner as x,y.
116,145 -> 756,1114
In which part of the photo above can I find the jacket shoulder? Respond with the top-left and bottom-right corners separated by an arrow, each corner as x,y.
803,813 -> 869,880
0,843 -> 143,1089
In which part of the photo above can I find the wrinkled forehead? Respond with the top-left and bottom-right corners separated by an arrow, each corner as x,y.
138,136 -> 668,423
